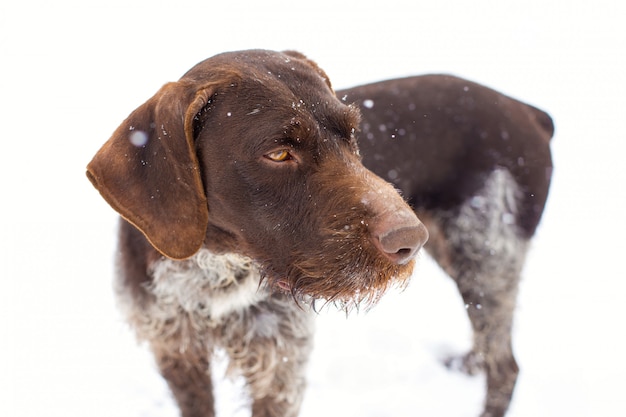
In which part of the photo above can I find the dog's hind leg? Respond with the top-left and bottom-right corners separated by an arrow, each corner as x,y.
424,168 -> 530,417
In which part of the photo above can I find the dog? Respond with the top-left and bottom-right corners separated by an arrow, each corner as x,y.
87,50 -> 553,417
336,75 -> 553,417
87,49 -> 428,417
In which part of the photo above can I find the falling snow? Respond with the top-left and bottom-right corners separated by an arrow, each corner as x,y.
129,130 -> 149,147
3,2 -> 625,417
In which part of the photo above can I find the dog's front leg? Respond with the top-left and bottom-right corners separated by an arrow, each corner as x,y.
245,328 -> 311,417
152,347 -> 215,417
221,294 -> 314,417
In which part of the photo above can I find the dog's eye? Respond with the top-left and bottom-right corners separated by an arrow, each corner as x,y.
265,150 -> 292,162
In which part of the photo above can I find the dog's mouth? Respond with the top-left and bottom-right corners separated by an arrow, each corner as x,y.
274,278 -> 292,293
260,257 -> 414,312
260,272 -> 295,295
254,212 -> 419,310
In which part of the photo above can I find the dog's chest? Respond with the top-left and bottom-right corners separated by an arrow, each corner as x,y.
148,250 -> 266,323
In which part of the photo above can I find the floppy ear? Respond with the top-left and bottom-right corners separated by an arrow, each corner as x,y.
87,81 -> 216,260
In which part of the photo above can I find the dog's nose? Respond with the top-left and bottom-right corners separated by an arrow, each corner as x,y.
372,214 -> 429,265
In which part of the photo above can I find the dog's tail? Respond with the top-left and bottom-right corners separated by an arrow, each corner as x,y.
515,103 -> 554,238
529,105 -> 555,140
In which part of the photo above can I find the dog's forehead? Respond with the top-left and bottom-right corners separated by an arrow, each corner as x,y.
186,50 -> 333,101
246,54 -> 332,100
187,50 -> 360,140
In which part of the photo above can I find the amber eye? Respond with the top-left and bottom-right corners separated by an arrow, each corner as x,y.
265,150 -> 292,162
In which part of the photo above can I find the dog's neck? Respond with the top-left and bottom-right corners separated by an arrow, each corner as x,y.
148,249 -> 267,324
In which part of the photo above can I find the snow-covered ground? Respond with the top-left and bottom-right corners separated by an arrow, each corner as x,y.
2,1 -> 625,416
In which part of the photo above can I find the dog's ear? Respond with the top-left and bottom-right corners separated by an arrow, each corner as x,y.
87,81 -> 217,260
282,50 -> 333,91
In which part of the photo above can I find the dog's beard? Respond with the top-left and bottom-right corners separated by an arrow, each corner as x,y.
261,223 -> 415,312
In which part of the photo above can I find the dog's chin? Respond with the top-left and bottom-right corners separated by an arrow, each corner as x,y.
262,258 -> 415,312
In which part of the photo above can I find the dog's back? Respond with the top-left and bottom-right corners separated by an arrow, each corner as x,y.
338,74 -> 553,238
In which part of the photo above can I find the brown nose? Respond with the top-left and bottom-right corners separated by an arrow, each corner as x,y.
372,214 -> 429,265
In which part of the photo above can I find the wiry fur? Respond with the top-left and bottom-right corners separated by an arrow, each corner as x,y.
268,154 -> 417,309
88,51 -> 553,417
420,169 -> 529,417
338,74 -> 553,417
90,50 -> 426,417
116,248 -> 314,417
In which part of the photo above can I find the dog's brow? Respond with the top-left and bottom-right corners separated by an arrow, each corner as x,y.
253,117 -> 312,154
326,104 -> 361,141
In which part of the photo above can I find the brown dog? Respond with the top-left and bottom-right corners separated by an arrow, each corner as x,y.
87,50 -> 427,417
337,75 -> 553,417
87,50 -> 553,417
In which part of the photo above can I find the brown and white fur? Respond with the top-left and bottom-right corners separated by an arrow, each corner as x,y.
88,49 -> 427,417
87,51 -> 553,417
338,74 -> 553,417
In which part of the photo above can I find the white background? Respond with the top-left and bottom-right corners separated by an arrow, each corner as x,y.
1,1 -> 625,416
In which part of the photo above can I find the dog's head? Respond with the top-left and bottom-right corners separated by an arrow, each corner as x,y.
87,49 -> 427,308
